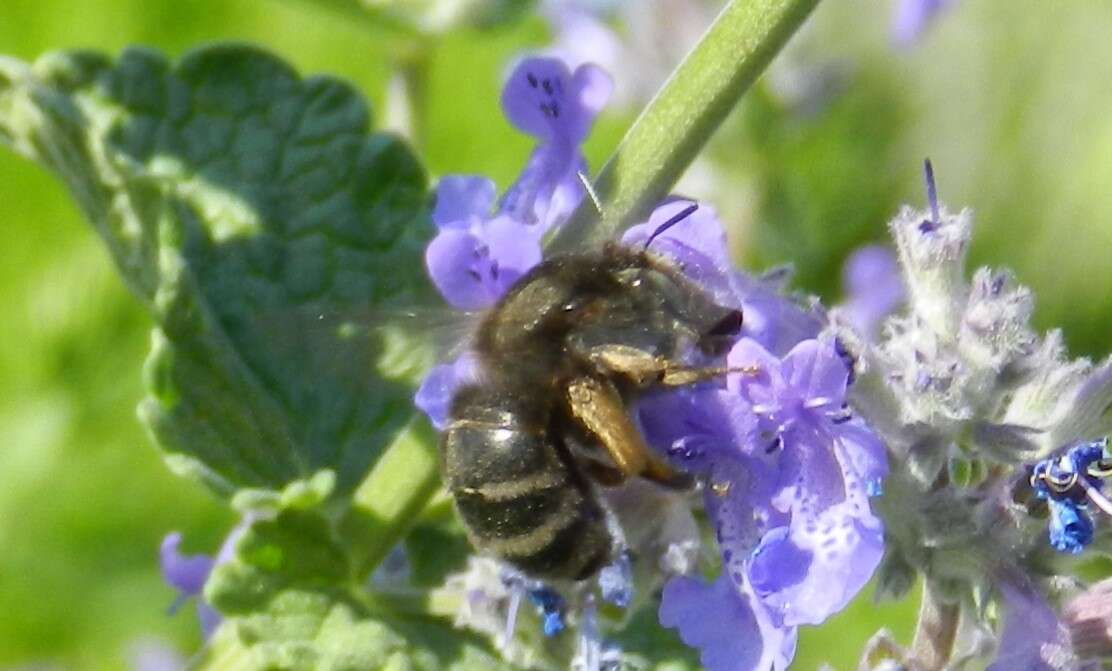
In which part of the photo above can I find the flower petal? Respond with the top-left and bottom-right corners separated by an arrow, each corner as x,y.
781,339 -> 848,409
988,576 -> 1076,671
567,63 -> 614,144
433,176 -> 497,229
415,355 -> 480,430
841,245 -> 904,339
501,57 -> 576,142
660,574 -> 796,671
727,338 -> 784,404
834,419 -> 890,492
752,498 -> 884,626
425,224 -> 540,311
159,532 -> 214,596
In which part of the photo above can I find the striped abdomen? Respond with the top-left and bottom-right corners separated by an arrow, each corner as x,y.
442,386 -> 612,581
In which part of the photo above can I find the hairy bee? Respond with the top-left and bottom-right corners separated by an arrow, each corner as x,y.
441,236 -> 743,582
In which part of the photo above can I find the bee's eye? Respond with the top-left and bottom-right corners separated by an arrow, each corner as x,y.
706,309 -> 744,338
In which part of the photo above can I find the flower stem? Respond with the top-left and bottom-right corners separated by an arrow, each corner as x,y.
910,580 -> 961,671
385,47 -> 432,149
340,416 -> 442,579
548,0 -> 821,252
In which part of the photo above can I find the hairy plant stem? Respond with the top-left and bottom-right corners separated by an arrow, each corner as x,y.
910,580 -> 961,671
343,0 -> 823,582
548,0 -> 821,253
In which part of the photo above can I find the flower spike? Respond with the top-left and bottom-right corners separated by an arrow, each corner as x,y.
923,157 -> 940,227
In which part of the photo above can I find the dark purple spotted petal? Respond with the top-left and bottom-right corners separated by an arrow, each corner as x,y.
501,57 -> 613,145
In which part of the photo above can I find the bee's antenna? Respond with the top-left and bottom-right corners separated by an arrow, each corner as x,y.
577,171 -> 603,215
644,202 -> 699,250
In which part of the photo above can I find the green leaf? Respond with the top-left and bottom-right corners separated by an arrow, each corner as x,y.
200,505 -> 514,671
0,45 -> 436,496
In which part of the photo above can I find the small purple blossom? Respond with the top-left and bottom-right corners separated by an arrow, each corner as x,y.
840,245 -> 904,340
159,519 -> 250,639
414,353 -> 482,430
423,57 -> 610,313
1029,439 -> 1112,553
987,576 -> 1076,671
500,57 -> 613,231
426,176 -> 543,311
892,0 -> 952,46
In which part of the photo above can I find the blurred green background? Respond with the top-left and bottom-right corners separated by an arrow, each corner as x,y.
1,0 -> 1110,669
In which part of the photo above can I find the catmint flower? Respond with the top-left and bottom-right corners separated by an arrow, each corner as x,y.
627,204 -> 887,669
987,576 -> 1078,671
500,57 -> 612,231
891,0 -> 952,46
424,56 -> 611,313
414,352 -> 481,430
425,176 -> 543,310
842,160 -> 1112,669
159,519 -> 250,638
838,245 -> 904,341
1029,439 -> 1112,553
159,532 -> 221,638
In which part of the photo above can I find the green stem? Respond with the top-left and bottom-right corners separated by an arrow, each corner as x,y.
549,0 -> 821,252
341,416 -> 442,579
385,48 -> 432,149
910,580 -> 961,671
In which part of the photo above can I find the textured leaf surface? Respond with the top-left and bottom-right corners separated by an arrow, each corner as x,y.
0,45 -> 435,495
201,506 -> 513,671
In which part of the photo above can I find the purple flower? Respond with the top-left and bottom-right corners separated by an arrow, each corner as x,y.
1029,439 -> 1111,553
660,574 -> 796,671
159,519 -> 250,639
987,576 -> 1076,671
840,245 -> 904,340
892,0 -> 951,46
638,336 -> 887,666
414,353 -> 482,430
426,176 -> 543,311
423,57 -> 611,313
500,57 -> 612,231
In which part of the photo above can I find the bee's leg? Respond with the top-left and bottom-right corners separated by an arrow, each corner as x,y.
581,459 -> 629,487
585,344 -> 754,388
565,375 -> 692,489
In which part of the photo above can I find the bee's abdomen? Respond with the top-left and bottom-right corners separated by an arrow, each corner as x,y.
443,388 -> 612,581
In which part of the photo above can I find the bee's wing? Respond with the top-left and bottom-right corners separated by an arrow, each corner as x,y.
244,300 -> 481,392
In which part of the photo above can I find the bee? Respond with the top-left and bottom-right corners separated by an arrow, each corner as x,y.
441,208 -> 744,581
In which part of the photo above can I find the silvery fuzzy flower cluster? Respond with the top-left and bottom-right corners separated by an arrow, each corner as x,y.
834,165 -> 1112,669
